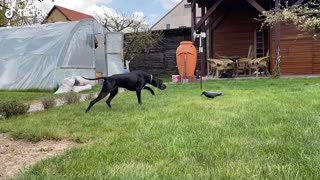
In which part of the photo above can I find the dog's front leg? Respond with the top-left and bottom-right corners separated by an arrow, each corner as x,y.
135,88 -> 142,105
143,86 -> 155,95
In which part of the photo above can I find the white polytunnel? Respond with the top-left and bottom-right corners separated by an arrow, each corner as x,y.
0,19 -> 124,90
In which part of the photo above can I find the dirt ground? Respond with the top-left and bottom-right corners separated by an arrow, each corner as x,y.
0,133 -> 75,179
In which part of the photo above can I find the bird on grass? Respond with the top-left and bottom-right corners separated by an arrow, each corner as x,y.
201,91 -> 224,98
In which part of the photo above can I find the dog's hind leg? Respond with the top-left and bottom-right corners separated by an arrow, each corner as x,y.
143,86 -> 155,95
85,91 -> 108,112
106,88 -> 118,108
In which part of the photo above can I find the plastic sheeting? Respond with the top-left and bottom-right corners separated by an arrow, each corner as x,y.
106,32 -> 124,76
0,19 -> 105,89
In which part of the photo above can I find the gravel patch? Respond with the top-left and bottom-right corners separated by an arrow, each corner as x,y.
0,134 -> 75,179
0,92 -> 108,179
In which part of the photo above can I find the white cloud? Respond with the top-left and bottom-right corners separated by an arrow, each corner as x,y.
133,11 -> 145,20
85,5 -> 116,19
159,0 -> 181,10
31,0 -> 152,28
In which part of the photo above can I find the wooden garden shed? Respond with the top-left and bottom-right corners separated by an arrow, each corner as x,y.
189,0 -> 320,75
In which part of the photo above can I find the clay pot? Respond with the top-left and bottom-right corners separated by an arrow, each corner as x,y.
176,41 -> 197,78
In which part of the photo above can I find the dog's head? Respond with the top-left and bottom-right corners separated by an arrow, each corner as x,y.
152,78 -> 166,90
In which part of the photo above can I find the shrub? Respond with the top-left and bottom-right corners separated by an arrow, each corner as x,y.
0,113 -> 5,120
0,100 -> 29,119
84,93 -> 96,101
41,97 -> 56,109
64,92 -> 80,104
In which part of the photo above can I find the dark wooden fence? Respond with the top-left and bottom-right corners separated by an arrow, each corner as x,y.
125,28 -> 200,76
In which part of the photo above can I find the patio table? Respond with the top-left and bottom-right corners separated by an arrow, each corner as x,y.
219,55 -> 240,62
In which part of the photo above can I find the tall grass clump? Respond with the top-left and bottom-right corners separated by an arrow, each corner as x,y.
0,100 -> 29,119
84,93 -> 96,101
41,97 -> 56,109
64,92 -> 80,104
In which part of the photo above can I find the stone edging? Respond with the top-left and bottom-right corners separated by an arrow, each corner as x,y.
1,88 -> 127,118
27,93 -> 99,113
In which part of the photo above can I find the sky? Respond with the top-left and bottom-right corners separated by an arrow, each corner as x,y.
33,0 -> 182,26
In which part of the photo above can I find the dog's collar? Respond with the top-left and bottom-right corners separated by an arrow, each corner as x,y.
150,75 -> 153,83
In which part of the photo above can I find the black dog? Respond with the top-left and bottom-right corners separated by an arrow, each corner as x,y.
83,70 -> 166,112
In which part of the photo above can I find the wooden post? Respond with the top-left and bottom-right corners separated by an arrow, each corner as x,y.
275,0 -> 281,76
191,1 -> 196,43
208,13 -> 214,66
200,6 -> 206,89
195,0 -> 223,30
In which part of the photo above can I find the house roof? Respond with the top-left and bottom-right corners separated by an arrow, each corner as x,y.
45,5 -> 94,22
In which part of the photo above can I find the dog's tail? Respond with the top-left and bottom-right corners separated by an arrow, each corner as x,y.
82,76 -> 107,81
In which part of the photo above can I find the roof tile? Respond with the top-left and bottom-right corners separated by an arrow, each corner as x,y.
55,5 -> 94,21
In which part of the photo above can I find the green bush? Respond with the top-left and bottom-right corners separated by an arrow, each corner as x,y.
0,112 -> 5,120
41,97 -> 56,109
0,100 -> 29,119
64,92 -> 80,104
84,93 -> 96,101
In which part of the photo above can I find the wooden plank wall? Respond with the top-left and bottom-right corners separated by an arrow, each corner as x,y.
127,28 -> 199,76
211,10 -> 260,58
270,25 -> 320,75
313,37 -> 320,74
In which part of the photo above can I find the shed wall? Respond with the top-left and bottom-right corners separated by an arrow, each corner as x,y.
270,25 -> 320,75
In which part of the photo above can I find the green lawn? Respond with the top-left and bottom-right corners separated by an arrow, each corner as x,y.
1,78 -> 320,179
0,89 -> 56,103
0,86 -> 101,103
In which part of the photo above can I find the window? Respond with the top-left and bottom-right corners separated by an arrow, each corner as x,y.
184,3 -> 191,8
166,24 -> 170,29
196,17 -> 201,23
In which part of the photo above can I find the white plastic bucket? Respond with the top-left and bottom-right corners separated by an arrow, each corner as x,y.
172,75 -> 180,83
182,78 -> 189,84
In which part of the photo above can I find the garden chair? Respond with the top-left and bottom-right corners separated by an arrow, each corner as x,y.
208,59 -> 223,77
249,56 -> 270,77
222,59 -> 234,77
235,58 -> 251,76
208,58 -> 234,78
233,45 -> 255,76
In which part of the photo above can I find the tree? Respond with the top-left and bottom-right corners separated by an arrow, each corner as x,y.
0,0 -> 48,27
261,0 -> 320,36
96,11 -> 163,66
0,0 -> 9,26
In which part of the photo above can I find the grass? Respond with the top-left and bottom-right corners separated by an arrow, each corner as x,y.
160,74 -> 174,82
0,86 -> 101,103
1,78 -> 320,179
0,89 -> 57,103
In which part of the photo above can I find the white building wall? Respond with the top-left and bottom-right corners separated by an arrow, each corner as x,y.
151,0 -> 201,30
